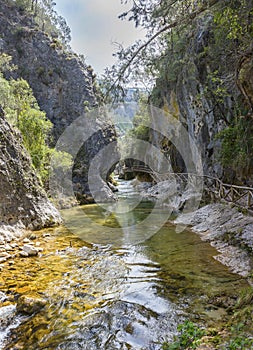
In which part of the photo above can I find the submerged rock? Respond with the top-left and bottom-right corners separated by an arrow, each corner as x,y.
17,294 -> 46,315
21,244 -> 39,257
0,304 -> 16,329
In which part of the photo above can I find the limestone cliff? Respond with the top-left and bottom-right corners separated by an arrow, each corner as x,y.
151,13 -> 253,184
0,0 -> 117,201
0,0 -> 97,139
0,107 -> 61,229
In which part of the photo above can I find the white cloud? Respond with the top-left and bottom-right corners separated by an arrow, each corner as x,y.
55,0 -> 145,75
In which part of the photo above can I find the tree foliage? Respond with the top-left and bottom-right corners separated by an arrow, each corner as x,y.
105,1 -> 252,99
105,0 -> 253,179
217,116 -> 253,178
129,98 -> 151,141
105,0 -> 222,96
12,0 -> 71,47
0,54 -> 53,184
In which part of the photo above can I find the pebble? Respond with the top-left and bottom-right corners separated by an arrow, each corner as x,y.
0,291 -> 7,302
19,251 -> 29,258
23,238 -> 31,243
10,243 -> 18,248
0,252 -> 11,258
43,233 -> 51,238
0,257 -> 7,263
4,244 -> 13,251
22,244 -> 39,256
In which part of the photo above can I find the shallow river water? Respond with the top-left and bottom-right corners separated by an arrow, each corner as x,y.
0,180 -> 249,349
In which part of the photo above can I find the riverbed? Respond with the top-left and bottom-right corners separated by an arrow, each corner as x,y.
0,179 -> 250,349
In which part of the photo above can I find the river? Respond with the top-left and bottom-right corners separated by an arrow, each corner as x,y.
0,179 -> 249,349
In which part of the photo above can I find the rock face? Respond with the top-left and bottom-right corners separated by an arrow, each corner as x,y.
17,294 -> 46,315
0,1 -> 97,139
174,203 -> 253,277
71,123 -> 118,202
0,1 -> 117,201
0,107 -> 61,229
174,18 -> 231,178
151,15 -> 253,182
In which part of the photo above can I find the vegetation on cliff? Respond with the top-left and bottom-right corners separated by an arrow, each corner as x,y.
107,0 -> 253,182
0,53 -> 53,183
10,0 -> 71,47
0,53 -> 72,189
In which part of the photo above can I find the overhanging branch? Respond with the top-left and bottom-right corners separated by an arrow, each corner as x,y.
107,0 -> 220,97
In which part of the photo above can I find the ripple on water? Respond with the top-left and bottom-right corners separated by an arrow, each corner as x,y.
0,179 -> 250,349
0,304 -> 24,349
0,240 -> 184,350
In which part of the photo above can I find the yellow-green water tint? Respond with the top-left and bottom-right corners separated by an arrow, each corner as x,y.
0,180 -> 250,349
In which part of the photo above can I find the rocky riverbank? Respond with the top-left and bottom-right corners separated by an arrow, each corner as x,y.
0,225 -> 51,269
0,102 -> 62,273
0,225 -> 25,266
174,203 -> 253,279
0,227 -> 81,349
132,179 -> 253,279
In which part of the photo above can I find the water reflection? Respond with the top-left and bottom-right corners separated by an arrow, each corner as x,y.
61,179 -> 173,246
0,180 -> 249,349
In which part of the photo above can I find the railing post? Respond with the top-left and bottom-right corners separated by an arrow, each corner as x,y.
125,171 -> 253,209
248,191 -> 251,208
231,187 -> 234,202
219,181 -> 223,198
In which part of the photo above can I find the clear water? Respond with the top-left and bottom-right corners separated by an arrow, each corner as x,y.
0,179 -> 249,349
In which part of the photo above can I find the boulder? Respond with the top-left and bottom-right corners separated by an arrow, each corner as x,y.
0,108 -> 62,231
22,244 -> 39,257
17,294 -> 46,315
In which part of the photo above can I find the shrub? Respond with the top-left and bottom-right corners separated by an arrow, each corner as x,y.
162,320 -> 206,350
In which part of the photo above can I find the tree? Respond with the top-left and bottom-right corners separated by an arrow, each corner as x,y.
19,108 -> 52,179
0,54 -> 53,184
106,0 -> 253,180
10,79 -> 37,127
11,0 -> 71,48
105,0 -> 222,97
105,0 -> 253,100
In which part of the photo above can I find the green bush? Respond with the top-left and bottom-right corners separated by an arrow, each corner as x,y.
217,116 -> 253,177
130,124 -> 150,140
162,320 -> 206,350
0,54 -> 55,185
225,334 -> 253,350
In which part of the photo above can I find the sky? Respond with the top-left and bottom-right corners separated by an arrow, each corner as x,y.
54,0 -> 146,76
